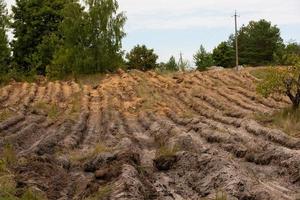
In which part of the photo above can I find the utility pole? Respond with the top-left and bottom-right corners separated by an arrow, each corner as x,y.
234,10 -> 239,68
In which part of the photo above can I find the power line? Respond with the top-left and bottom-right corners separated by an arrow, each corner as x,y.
233,10 -> 240,68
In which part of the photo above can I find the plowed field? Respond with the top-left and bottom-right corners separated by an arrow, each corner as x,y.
0,68 -> 299,200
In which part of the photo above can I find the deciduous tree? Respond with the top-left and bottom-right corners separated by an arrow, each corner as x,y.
257,65 -> 300,109
48,0 -> 126,78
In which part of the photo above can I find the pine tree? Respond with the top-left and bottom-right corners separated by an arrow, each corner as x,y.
0,0 -> 10,74
11,0 -> 69,74
165,56 -> 179,71
194,45 -> 214,71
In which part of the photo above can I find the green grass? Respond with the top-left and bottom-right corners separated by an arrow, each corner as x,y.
255,107 -> 300,137
0,69 -> 37,87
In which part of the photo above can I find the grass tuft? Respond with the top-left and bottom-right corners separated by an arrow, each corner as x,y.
0,110 -> 13,123
157,145 -> 180,157
85,185 -> 112,200
67,92 -> 82,120
250,67 -> 275,80
136,79 -> 163,111
70,143 -> 111,163
255,107 -> 300,137
215,191 -> 227,200
32,101 -> 61,120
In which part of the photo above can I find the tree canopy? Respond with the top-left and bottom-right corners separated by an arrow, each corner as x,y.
165,56 -> 179,71
126,45 -> 158,71
194,45 -> 214,71
210,19 -> 286,68
257,65 -> 300,109
234,19 -> 283,66
11,0 -> 69,74
212,41 -> 235,68
0,0 -> 10,74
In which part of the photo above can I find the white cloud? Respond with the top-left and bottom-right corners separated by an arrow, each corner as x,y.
5,0 -> 300,30
118,0 -> 300,31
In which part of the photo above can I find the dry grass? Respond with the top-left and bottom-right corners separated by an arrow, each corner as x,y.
66,92 -> 82,120
0,109 -> 13,123
256,107 -> 300,137
76,73 -> 106,88
32,101 -> 61,120
250,67 -> 275,80
69,143 -> 111,163
0,144 -> 45,200
136,79 -> 164,111
157,145 -> 180,157
85,185 -> 112,200
215,191 -> 227,200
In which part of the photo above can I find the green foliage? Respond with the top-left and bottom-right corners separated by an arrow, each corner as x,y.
126,45 -> 158,71
214,19 -> 284,67
0,0 -> 10,74
194,45 -> 214,71
233,19 -> 283,66
11,0 -> 68,74
273,42 -> 300,66
256,66 -> 300,109
212,41 -> 235,67
48,0 -> 126,78
0,67 -> 37,86
256,68 -> 286,97
165,56 -> 179,71
32,33 -> 61,75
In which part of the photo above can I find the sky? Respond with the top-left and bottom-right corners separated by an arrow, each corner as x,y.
4,0 -> 300,63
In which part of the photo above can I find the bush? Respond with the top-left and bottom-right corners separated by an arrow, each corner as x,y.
126,45 -> 158,71
255,66 -> 300,109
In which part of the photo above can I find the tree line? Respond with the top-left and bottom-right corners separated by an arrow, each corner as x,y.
0,0 -> 127,81
194,19 -> 300,71
0,0 -> 300,83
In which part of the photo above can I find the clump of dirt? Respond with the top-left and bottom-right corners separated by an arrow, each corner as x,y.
14,155 -> 69,199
